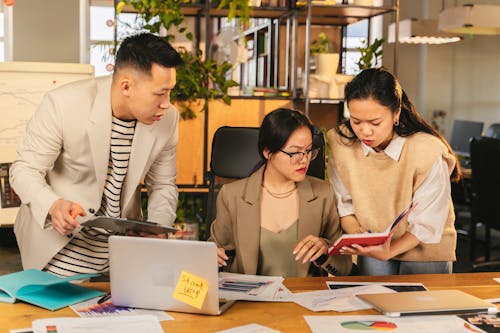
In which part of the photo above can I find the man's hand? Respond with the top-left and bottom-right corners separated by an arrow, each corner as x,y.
49,199 -> 85,236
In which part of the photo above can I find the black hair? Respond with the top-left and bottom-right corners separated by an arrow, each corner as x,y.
258,108 -> 314,161
114,33 -> 183,75
338,68 -> 461,181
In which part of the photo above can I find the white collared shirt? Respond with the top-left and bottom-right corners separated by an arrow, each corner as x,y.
329,134 -> 451,244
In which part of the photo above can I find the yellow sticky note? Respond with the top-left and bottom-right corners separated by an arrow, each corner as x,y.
173,270 -> 209,309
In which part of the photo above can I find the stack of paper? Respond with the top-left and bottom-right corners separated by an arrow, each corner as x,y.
218,273 -> 292,302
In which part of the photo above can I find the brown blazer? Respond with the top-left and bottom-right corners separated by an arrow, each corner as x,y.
209,166 -> 352,277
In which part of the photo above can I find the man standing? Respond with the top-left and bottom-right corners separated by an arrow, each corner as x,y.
10,33 -> 182,276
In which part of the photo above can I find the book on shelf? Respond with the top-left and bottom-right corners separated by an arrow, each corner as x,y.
0,269 -> 104,311
328,202 -> 416,255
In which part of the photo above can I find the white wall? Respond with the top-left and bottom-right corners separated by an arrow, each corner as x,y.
11,0 -> 80,63
385,0 -> 500,140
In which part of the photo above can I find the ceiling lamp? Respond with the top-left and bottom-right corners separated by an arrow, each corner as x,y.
439,4 -> 500,35
388,19 -> 462,45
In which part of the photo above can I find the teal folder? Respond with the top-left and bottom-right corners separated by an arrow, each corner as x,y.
0,269 -> 104,311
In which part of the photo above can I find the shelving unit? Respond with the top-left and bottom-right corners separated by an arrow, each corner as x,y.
298,0 -> 400,117
115,1 -> 399,188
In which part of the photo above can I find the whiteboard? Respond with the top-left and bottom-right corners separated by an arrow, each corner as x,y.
0,61 -> 94,226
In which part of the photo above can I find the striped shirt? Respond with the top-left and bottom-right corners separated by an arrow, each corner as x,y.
44,117 -> 136,277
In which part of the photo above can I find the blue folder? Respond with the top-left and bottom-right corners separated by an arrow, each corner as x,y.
0,269 -> 104,311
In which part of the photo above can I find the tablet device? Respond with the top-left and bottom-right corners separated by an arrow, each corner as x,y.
83,216 -> 178,236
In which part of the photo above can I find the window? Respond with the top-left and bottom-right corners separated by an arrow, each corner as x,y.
343,14 -> 383,75
89,4 -> 139,76
0,11 -> 5,62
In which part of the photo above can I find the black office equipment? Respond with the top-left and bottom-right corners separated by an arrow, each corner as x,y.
485,123 -> 500,139
449,120 -> 484,158
469,136 -> 500,262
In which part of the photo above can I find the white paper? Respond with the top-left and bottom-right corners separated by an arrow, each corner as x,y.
32,315 -> 163,333
485,297 -> 500,304
218,273 -> 292,302
304,315 -> 486,333
292,285 -> 394,312
493,278 -> 500,283
70,297 -> 173,321
214,323 -> 282,333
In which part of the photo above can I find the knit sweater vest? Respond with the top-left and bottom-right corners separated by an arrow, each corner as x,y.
328,128 -> 457,262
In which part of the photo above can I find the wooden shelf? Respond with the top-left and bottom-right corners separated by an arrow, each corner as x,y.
209,7 -> 291,19
296,4 -> 396,25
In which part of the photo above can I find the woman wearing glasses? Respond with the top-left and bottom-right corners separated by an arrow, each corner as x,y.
327,68 -> 460,275
209,108 -> 352,277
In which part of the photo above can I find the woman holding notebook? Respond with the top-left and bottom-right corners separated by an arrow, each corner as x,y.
327,68 -> 461,275
209,108 -> 352,277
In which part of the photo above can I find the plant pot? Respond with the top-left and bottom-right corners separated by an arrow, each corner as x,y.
315,53 -> 339,76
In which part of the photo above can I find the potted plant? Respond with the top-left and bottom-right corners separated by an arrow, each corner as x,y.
116,0 -> 238,119
356,37 -> 384,71
310,32 -> 339,76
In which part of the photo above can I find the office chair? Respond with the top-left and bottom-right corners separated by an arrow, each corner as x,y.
485,123 -> 500,139
205,127 -> 262,238
469,136 -> 500,262
205,125 -> 327,238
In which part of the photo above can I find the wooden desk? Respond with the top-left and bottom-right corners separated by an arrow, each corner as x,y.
2,273 -> 499,332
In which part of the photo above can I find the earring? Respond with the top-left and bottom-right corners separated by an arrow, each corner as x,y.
394,119 -> 399,126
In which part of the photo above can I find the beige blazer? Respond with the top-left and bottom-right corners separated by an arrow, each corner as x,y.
209,166 -> 352,277
10,76 -> 179,270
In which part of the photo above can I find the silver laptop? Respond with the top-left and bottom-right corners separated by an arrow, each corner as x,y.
357,290 -> 498,317
109,235 -> 235,315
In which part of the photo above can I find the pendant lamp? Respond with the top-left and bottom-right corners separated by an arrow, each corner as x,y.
439,4 -> 500,36
388,19 -> 461,45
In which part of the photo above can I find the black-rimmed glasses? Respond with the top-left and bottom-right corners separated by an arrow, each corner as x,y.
279,148 -> 319,164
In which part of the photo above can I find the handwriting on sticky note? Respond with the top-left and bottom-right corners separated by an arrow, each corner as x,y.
173,271 -> 209,309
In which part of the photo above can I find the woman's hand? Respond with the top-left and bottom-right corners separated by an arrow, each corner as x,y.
293,235 -> 329,264
340,234 -> 394,261
339,231 -> 421,262
217,247 -> 229,267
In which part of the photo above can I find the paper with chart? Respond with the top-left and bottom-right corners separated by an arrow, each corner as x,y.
304,315 -> 485,333
0,62 -> 93,224
292,285 -> 395,312
32,315 -> 163,333
70,296 -> 173,321
218,272 -> 292,302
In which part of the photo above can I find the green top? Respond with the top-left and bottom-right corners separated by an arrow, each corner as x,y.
257,221 -> 298,277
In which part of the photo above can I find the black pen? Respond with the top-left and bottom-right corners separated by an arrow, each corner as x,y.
97,292 -> 111,304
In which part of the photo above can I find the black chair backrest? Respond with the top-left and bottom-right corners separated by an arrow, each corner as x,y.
307,126 -> 326,180
210,126 -> 262,179
209,125 -> 326,179
470,136 -> 500,227
485,123 -> 500,140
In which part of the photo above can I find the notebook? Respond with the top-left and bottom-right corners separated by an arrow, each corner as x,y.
328,202 -> 415,255
109,236 -> 235,315
357,290 -> 498,317
0,269 -> 103,310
